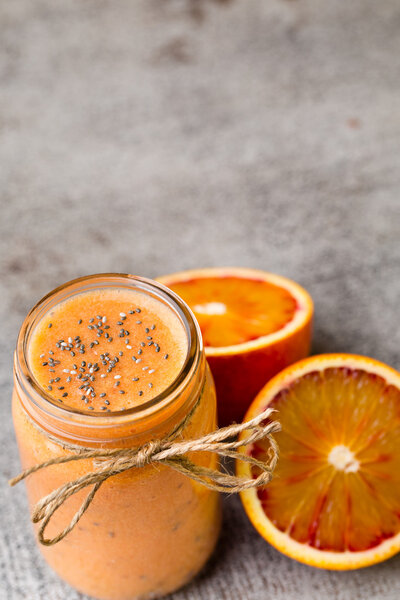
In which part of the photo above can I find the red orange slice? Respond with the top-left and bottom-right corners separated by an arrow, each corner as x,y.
158,268 -> 313,424
238,354 -> 400,569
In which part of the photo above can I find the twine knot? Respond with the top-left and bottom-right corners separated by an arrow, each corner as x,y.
133,440 -> 164,468
10,407 -> 280,546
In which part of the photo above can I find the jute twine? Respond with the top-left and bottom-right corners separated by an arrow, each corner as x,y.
9,400 -> 280,547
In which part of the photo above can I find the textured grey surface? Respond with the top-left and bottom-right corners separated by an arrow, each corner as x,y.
1,0 -> 400,598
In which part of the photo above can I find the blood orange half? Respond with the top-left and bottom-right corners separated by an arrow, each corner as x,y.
158,268 -> 313,425
237,354 -> 400,569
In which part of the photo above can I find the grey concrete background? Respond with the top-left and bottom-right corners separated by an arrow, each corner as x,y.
1,0 -> 399,598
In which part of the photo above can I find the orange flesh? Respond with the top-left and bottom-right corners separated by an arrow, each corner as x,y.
252,367 -> 400,552
166,276 -> 297,347
29,288 -> 187,411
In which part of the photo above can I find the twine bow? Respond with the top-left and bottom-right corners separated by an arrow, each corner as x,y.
10,408 -> 280,546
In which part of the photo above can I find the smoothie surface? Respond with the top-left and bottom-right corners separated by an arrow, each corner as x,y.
28,288 -> 188,412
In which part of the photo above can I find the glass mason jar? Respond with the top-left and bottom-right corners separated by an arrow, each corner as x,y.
12,274 -> 221,600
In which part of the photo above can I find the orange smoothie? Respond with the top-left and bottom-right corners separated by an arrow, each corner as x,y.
28,288 -> 188,412
12,275 -> 221,600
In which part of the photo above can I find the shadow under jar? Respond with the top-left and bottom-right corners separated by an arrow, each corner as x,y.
12,274 -> 221,600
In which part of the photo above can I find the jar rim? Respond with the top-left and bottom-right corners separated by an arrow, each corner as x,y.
14,273 -> 203,438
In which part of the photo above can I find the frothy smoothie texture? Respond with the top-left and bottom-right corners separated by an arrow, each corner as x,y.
29,288 -> 188,412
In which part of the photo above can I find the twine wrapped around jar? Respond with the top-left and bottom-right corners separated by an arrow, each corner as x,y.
10,405 -> 280,547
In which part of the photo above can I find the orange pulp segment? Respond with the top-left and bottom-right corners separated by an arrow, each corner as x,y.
162,276 -> 297,348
